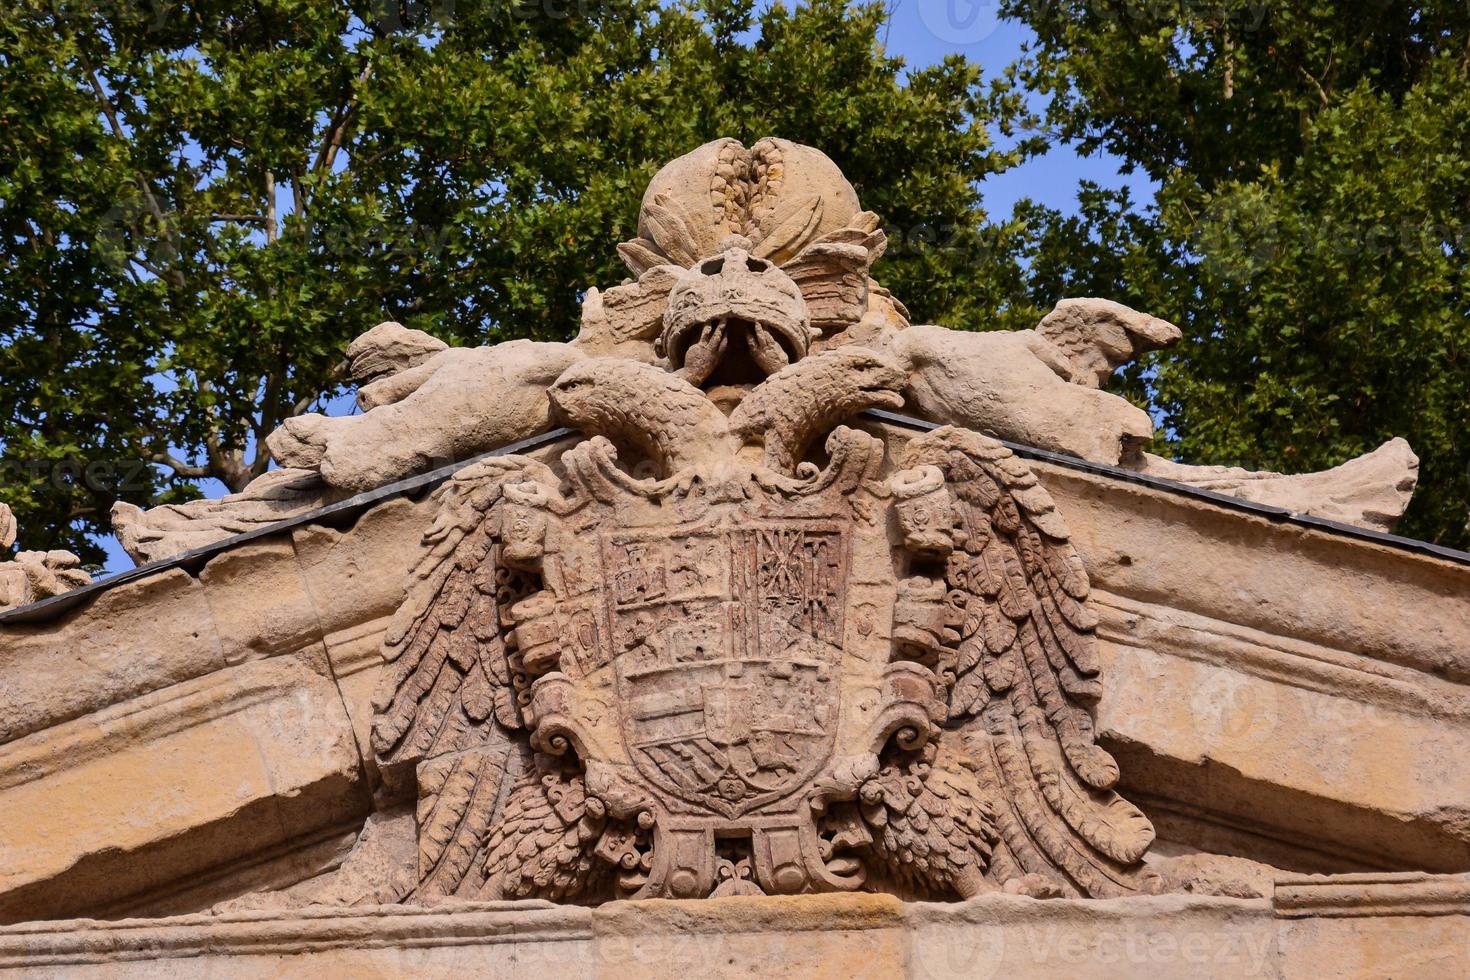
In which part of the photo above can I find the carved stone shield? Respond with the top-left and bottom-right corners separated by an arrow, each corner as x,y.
605,519 -> 846,817
363,140 -> 1165,908
506,429 -> 951,899
376,353 -> 1157,905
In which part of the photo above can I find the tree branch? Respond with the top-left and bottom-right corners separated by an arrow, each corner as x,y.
1221,28 -> 1234,101
150,451 -> 211,480
287,358 -> 349,419
265,170 -> 278,245
310,59 -> 374,180
79,54 -> 185,289
1297,63 -> 1330,111
195,378 -> 237,487
129,256 -> 169,280
290,166 -> 307,220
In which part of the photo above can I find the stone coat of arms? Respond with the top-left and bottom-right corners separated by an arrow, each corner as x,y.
368,144 -> 1159,902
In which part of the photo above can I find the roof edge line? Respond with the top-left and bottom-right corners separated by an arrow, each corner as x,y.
864,409 -> 1470,567
2,412 -> 1464,626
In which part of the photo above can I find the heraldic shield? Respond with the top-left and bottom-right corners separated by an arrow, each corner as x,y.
372,354 -> 1159,906
509,422 -> 947,901
606,518 -> 846,818
293,141 -> 1165,910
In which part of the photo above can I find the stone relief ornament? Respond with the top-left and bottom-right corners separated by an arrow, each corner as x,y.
371,350 -> 1157,903
5,135 -> 1465,972
0,503 -> 91,612
87,136 -> 1424,907
110,137 -> 1420,565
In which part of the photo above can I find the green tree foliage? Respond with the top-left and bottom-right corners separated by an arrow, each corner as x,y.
1006,1 -> 1470,546
8,0 -> 1466,562
0,0 -> 1036,562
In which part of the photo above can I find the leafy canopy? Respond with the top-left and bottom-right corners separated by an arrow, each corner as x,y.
4,0 -> 1467,562
1005,0 -> 1470,546
0,0 -> 1035,562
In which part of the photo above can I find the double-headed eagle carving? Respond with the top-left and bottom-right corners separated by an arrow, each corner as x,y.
369,140 -> 1158,905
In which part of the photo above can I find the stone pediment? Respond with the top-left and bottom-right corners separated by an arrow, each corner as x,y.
0,140 -> 1465,975
3,420 -> 1467,950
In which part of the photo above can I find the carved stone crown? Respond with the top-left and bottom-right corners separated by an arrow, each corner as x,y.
657,236 -> 815,386
622,137 -> 864,273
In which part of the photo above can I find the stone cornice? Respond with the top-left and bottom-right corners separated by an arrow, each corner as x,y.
4,412 -> 1467,630
2,883 -> 1465,973
1273,872 -> 1470,919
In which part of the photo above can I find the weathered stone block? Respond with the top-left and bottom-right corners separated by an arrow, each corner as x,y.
200,540 -> 323,665
0,658 -> 368,923
0,569 -> 223,745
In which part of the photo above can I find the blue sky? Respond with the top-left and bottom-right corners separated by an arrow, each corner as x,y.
880,0 -> 1155,214
92,3 -> 1154,575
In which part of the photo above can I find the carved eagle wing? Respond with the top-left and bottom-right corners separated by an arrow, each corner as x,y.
371,455 -> 556,763
897,426 -> 1156,898
369,454 -> 575,899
